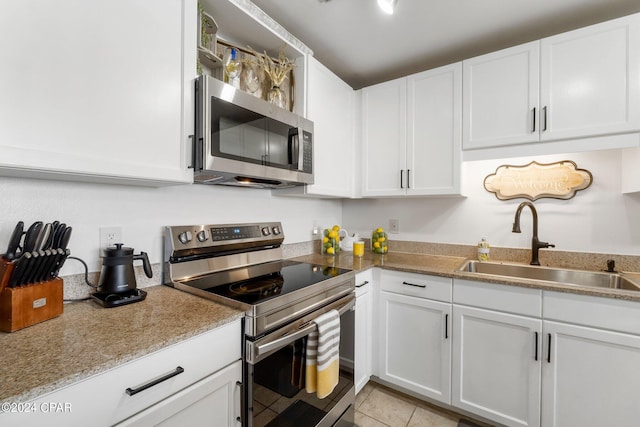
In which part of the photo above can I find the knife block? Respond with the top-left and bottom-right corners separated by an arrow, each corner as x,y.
0,260 -> 64,332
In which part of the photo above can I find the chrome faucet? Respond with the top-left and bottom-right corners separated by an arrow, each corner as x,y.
512,201 -> 555,266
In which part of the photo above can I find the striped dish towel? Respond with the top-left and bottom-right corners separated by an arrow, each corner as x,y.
305,309 -> 340,399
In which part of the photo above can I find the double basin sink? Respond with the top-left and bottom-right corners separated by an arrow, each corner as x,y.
457,260 -> 640,292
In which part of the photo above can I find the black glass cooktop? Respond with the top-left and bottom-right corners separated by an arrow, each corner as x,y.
182,260 -> 351,305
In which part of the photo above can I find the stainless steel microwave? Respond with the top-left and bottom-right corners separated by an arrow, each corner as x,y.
193,75 -> 314,188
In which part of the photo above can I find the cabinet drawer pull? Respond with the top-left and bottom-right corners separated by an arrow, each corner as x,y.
547,333 -> 552,363
125,366 -> 185,396
355,280 -> 369,288
402,281 -> 426,288
534,331 -> 539,361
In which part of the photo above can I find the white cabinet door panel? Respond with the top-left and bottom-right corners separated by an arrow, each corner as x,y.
540,14 -> 640,141
407,63 -> 461,194
541,321 -> 640,427
463,42 -> 540,149
361,78 -> 407,196
0,0 -> 194,185
379,291 -> 451,404
305,56 -> 355,197
452,305 -> 541,427
117,360 -> 242,427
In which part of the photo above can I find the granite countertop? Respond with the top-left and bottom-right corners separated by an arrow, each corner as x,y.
0,285 -> 243,405
4,249 -> 640,406
291,251 -> 640,302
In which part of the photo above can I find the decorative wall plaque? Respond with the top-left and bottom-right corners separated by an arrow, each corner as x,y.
484,161 -> 593,201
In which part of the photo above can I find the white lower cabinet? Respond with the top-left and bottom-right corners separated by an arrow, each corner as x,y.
452,279 -> 542,427
452,305 -> 541,427
1,320 -> 241,427
340,269 -> 374,395
378,270 -> 452,404
354,270 -> 374,394
451,280 -> 640,427
117,360 -> 242,427
541,291 -> 640,427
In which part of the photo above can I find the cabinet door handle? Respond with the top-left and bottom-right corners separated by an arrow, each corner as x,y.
402,281 -> 426,288
547,333 -> 552,363
531,107 -> 536,132
407,169 -> 411,189
126,366 -> 184,396
235,381 -> 243,425
542,106 -> 548,132
355,280 -> 369,288
400,170 -> 404,189
444,313 -> 449,339
534,331 -> 539,361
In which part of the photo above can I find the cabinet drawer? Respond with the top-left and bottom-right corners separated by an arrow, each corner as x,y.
380,270 -> 452,302
453,279 -> 541,317
544,291 -> 640,335
4,320 -> 241,427
355,269 -> 373,298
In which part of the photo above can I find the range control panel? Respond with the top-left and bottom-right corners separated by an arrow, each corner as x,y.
166,222 -> 284,251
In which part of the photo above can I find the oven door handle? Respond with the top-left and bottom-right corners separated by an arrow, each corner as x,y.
249,295 -> 355,364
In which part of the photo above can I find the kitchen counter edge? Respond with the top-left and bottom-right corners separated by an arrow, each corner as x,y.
291,252 -> 640,302
0,285 -> 243,405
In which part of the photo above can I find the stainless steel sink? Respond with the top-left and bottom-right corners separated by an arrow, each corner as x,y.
457,260 -> 640,292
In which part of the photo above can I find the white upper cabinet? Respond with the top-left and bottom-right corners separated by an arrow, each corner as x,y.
362,77 -> 407,196
276,56 -> 355,198
407,65 -> 462,195
540,15 -> 640,141
362,63 -> 462,197
463,13 -> 640,154
0,0 -> 196,185
463,42 -> 540,149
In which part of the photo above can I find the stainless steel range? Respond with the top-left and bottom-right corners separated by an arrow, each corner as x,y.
163,222 -> 356,427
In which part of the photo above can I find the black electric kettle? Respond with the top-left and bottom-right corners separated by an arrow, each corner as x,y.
97,243 -> 153,294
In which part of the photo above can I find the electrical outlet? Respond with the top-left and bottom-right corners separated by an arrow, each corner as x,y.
99,226 -> 122,255
389,219 -> 400,233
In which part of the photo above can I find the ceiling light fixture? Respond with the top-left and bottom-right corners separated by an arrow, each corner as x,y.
377,0 -> 398,15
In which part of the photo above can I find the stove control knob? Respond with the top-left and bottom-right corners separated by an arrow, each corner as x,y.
196,230 -> 209,242
261,226 -> 271,236
178,231 -> 192,244
272,226 -> 281,235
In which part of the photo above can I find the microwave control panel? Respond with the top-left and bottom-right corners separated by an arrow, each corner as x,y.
303,131 -> 312,173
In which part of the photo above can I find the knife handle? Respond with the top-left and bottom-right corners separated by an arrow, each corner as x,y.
33,249 -> 53,283
51,249 -> 70,279
23,222 -> 43,253
9,252 -> 31,287
22,251 -> 43,285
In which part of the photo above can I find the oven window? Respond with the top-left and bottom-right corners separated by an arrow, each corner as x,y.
250,336 -> 354,427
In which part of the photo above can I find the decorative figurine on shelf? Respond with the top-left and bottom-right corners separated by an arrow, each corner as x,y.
244,46 -> 295,109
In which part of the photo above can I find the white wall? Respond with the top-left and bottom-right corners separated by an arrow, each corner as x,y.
343,149 -> 640,256
0,177 -> 342,275
4,148 -> 638,281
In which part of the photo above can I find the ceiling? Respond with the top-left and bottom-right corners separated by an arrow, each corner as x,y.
250,0 -> 640,90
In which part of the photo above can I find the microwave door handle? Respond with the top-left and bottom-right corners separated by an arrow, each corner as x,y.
287,128 -> 299,167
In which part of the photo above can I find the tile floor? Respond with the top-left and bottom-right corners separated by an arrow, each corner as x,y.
355,381 -> 491,427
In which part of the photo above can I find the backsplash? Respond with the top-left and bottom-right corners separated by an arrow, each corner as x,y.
61,238 -> 640,301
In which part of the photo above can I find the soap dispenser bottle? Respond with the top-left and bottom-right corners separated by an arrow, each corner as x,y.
477,238 -> 490,262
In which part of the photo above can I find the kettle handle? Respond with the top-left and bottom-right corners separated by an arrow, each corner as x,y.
134,251 -> 153,278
